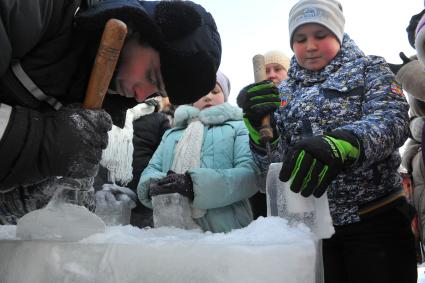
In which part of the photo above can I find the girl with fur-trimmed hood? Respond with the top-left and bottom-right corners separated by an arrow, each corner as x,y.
137,71 -> 260,233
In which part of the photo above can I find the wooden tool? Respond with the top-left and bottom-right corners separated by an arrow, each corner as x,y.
83,19 -> 128,109
59,19 -> 127,203
252,54 -> 273,144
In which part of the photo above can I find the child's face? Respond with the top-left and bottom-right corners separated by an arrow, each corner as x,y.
266,63 -> 288,86
193,83 -> 225,110
292,23 -> 341,71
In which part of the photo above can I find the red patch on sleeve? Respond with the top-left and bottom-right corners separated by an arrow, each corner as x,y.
390,81 -> 404,96
280,96 -> 288,107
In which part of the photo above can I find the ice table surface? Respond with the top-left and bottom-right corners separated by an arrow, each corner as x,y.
0,217 -> 317,283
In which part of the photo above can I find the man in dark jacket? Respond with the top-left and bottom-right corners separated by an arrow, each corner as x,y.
0,0 -> 221,224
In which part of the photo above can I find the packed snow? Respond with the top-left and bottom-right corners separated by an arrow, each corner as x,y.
0,217 -> 317,283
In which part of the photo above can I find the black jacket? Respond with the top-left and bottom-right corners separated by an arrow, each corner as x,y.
0,0 -> 220,190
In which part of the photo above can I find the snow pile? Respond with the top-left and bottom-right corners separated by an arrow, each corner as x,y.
0,217 -> 317,283
80,216 -> 313,246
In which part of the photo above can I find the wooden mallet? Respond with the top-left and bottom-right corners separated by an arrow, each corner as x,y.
252,54 -> 274,144
83,19 -> 128,109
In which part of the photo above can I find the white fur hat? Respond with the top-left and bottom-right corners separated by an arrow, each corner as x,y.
264,50 -> 290,71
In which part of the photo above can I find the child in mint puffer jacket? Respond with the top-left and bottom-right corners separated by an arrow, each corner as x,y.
137,71 -> 260,233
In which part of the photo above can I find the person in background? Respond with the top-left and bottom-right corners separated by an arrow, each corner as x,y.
0,0 -> 221,224
138,71 -> 260,233
249,49 -> 291,220
264,50 -> 291,86
415,8 -> 425,67
238,0 -> 417,282
94,95 -> 173,228
390,8 -> 425,263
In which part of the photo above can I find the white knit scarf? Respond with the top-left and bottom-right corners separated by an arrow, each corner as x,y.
170,116 -> 205,219
171,103 -> 243,218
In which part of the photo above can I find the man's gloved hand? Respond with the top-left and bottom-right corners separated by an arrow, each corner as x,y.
95,183 -> 137,211
42,106 -> 112,179
279,130 -> 361,198
148,170 -> 194,200
237,80 -> 280,145
388,52 -> 412,75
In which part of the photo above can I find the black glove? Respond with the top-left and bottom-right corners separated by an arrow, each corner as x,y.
388,52 -> 412,75
279,131 -> 360,198
42,106 -> 112,178
0,106 -> 112,189
237,80 -> 280,145
149,170 -> 194,200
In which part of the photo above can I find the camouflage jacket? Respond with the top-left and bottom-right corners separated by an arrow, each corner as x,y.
253,34 -> 409,226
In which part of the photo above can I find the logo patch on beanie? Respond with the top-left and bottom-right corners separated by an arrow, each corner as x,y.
295,7 -> 331,24
390,81 -> 404,97
303,8 -> 320,19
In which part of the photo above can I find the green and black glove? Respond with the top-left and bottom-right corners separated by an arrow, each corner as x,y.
279,130 -> 361,198
237,80 -> 280,145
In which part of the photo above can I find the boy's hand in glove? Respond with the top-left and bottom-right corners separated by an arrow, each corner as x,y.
237,80 -> 280,145
149,170 -> 194,201
279,130 -> 361,198
95,183 -> 137,211
388,52 -> 412,75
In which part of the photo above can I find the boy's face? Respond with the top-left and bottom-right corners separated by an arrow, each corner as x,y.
292,23 -> 341,71
193,83 -> 225,110
116,39 -> 166,102
266,63 -> 288,86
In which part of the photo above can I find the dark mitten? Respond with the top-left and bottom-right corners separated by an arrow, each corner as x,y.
0,106 -> 112,189
41,106 -> 112,178
149,170 -> 194,200
237,80 -> 280,145
388,52 -> 412,75
279,130 -> 360,198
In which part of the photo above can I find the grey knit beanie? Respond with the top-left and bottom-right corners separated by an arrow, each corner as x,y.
289,0 -> 345,48
216,70 -> 231,101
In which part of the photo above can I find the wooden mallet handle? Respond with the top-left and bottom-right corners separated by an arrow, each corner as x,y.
252,54 -> 273,144
83,19 -> 128,109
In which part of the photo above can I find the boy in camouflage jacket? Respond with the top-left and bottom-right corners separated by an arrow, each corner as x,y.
238,0 -> 417,282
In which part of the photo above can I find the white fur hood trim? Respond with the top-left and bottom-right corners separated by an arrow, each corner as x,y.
174,103 -> 242,127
